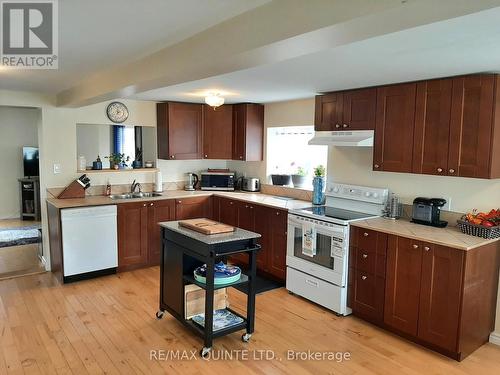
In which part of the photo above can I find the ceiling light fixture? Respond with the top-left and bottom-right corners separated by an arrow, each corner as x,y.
205,92 -> 225,108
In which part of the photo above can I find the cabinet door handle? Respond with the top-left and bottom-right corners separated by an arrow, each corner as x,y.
170,155 -> 175,159
342,124 -> 348,128
424,246 -> 430,252
229,201 -> 234,205
239,156 -> 243,159
150,203 -> 154,206
374,164 -> 380,169
177,200 -> 182,204
250,206 -> 254,209
412,244 -> 419,249
361,275 -> 367,280
335,124 -> 341,129
437,168 -> 443,173
363,232 -> 369,237
362,253 -> 368,259
143,203 -> 147,207
449,168 -> 455,174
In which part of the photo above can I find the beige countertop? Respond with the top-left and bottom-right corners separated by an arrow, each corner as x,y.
351,217 -> 500,251
46,190 -> 312,211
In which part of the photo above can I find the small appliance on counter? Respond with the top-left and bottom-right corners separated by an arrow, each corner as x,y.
383,193 -> 402,220
184,172 -> 199,191
242,177 -> 260,192
200,170 -> 235,191
411,197 -> 448,227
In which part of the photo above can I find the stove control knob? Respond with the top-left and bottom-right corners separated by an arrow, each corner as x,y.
372,192 -> 379,198
333,187 -> 340,193
364,192 -> 372,197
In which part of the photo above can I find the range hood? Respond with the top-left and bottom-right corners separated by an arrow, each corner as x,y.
308,130 -> 374,147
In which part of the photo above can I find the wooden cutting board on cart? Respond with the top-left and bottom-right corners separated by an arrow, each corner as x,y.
178,218 -> 235,235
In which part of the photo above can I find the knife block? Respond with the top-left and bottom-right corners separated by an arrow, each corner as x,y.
57,180 -> 86,199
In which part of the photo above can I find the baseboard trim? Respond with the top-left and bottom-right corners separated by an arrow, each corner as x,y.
489,332 -> 500,346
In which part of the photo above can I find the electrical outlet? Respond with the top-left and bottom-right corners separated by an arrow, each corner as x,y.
441,197 -> 451,211
53,163 -> 61,174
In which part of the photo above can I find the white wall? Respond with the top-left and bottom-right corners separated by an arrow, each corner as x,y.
0,107 -> 40,219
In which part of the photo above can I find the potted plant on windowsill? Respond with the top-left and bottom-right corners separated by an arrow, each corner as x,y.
271,165 -> 291,186
312,165 -> 326,205
292,166 -> 308,188
106,153 -> 130,170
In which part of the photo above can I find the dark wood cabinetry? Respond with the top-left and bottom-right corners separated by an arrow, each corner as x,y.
350,229 -> 500,361
174,196 -> 211,220
118,202 -> 149,271
147,199 -> 175,266
373,83 -> 417,173
315,88 -> 376,131
349,227 -> 387,323
203,104 -> 233,159
213,197 -> 287,281
232,103 -> 264,161
157,102 -> 203,160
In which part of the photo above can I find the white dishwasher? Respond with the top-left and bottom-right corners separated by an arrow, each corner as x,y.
61,205 -> 118,282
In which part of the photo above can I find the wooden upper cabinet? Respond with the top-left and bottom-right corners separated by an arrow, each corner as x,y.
413,79 -> 453,176
384,235 -> 422,336
203,104 -> 233,160
232,103 -> 264,161
418,243 -> 464,352
448,74 -> 498,178
342,88 -> 376,130
157,102 -> 202,160
174,196 -> 211,220
374,83 -> 417,173
315,92 -> 343,131
315,88 -> 376,131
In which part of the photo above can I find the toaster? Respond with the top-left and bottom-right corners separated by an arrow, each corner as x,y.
242,177 -> 260,192
411,197 -> 448,228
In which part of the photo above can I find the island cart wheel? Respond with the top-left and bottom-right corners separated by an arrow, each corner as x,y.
242,333 -> 252,343
200,347 -> 212,358
155,310 -> 165,319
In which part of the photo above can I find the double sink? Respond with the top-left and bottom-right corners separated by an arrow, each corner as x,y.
109,192 -> 163,200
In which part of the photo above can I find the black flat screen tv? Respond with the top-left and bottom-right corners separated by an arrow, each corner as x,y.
23,147 -> 39,177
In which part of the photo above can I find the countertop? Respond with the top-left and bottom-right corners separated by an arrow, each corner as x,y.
351,217 -> 500,251
160,220 -> 260,245
46,190 -> 312,211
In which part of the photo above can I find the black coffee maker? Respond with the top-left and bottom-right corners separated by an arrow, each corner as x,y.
411,198 -> 448,228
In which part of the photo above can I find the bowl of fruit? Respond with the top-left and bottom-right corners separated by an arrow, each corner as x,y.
457,209 -> 500,239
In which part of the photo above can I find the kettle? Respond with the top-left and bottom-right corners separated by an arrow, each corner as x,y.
185,173 -> 199,191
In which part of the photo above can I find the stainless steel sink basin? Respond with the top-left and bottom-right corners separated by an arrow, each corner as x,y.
109,192 -> 162,200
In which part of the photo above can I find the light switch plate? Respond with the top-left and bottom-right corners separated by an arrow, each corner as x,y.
53,163 -> 61,174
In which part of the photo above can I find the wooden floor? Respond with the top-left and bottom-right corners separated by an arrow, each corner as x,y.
0,267 -> 499,375
0,220 -> 45,280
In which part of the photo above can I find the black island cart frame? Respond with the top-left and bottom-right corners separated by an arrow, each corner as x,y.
156,221 -> 261,357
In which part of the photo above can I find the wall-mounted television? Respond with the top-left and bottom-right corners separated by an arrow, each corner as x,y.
23,147 -> 39,177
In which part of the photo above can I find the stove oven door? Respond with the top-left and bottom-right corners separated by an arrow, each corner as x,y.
287,215 -> 347,286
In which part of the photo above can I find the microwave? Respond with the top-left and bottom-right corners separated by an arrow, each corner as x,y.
200,172 -> 235,191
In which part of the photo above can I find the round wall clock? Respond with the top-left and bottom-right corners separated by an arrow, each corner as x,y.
106,101 -> 129,123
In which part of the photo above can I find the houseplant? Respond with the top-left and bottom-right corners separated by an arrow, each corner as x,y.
312,165 -> 326,204
106,153 -> 129,169
270,165 -> 291,186
291,166 -> 308,188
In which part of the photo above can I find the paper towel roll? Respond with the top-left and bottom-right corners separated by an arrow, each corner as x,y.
155,171 -> 163,192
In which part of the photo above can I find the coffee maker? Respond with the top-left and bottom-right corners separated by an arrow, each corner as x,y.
184,173 -> 199,191
411,197 -> 448,228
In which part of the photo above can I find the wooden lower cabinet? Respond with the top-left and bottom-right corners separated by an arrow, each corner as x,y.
349,229 -> 500,361
174,196 -> 211,220
214,197 -> 287,281
147,199 -> 175,266
118,202 -> 149,271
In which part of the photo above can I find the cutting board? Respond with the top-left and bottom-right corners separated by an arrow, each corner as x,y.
179,218 -> 235,235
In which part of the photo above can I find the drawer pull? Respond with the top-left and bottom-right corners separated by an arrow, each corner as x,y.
449,168 -> 455,174
362,254 -> 368,259
150,203 -> 154,206
424,246 -> 430,252
335,124 -> 341,129
361,275 -> 367,281
437,168 -> 443,173
363,232 -> 369,237
342,123 -> 349,128
305,279 -> 319,287
412,244 -> 419,249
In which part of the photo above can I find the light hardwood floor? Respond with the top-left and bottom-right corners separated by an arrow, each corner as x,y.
0,267 -> 499,375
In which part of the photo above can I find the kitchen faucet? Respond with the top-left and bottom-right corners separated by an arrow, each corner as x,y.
131,179 -> 142,193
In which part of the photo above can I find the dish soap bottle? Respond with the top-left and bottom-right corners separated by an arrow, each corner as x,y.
105,181 -> 111,196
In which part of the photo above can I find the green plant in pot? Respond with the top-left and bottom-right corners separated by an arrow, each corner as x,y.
291,166 -> 308,188
312,165 -> 326,204
132,149 -> 143,169
106,153 -> 130,170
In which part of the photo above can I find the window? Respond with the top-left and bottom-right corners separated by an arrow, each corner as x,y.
266,126 -> 327,189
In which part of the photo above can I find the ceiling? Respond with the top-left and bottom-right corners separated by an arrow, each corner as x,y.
0,0 -> 269,93
132,6 -> 500,104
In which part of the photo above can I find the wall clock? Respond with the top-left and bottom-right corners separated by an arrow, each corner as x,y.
106,101 -> 129,123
